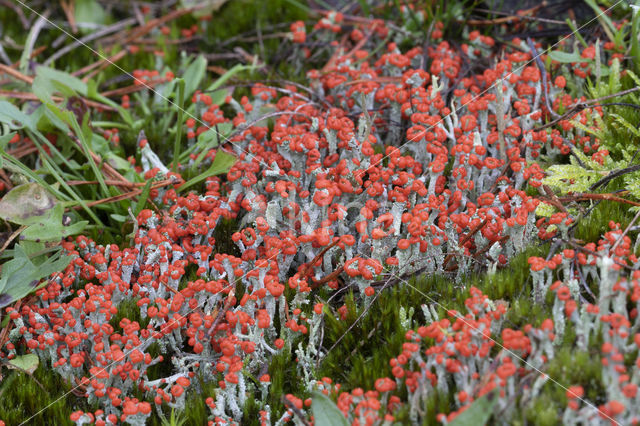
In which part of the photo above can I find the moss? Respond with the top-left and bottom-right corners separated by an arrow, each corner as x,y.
202,0 -> 308,80
268,348 -> 306,420
0,363 -> 94,425
109,295 -> 147,331
543,348 -> 604,404
147,379 -> 220,426
524,394 -> 562,426
573,200 -> 636,243
214,217 -> 241,257
315,244 -> 552,422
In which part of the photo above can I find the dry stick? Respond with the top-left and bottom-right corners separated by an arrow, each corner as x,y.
495,79 -> 507,159
132,1 -> 146,26
66,180 -> 151,188
59,0 -> 77,34
533,86 -> 640,132
311,265 -> 345,289
589,163 -> 640,191
320,33 -> 350,74
82,53 -> 127,82
0,0 -> 29,28
442,219 -> 488,270
527,37 -> 560,119
0,169 -> 13,190
559,192 -> 640,207
206,289 -> 237,338
0,64 -> 33,84
281,396 -> 311,426
207,65 -> 229,75
472,7 -> 567,25
114,7 -> 199,48
72,49 -> 127,78
301,240 -> 341,278
67,133 -> 130,187
0,226 -> 26,256
610,208 -> 640,253
341,76 -> 402,86
0,89 -> 116,112
71,179 -> 173,210
575,265 -> 596,300
6,145 -> 38,159
541,185 -> 569,213
23,10 -> 50,68
100,79 -> 165,98
562,238 -> 634,271
134,35 -> 203,45
43,18 -> 136,66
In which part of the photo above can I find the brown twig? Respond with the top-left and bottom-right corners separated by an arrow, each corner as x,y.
66,133 -> 131,187
562,239 -> 634,271
0,64 -> 33,84
0,226 -> 26,256
114,7 -> 198,48
66,180 -> 149,188
59,0 -> 77,33
6,143 -> 38,159
611,208 -> 640,253
300,239 -> 341,278
73,50 -> 127,80
0,0 -> 29,28
472,6 -> 566,25
533,87 -> 640,132
310,265 -> 345,289
71,179 -> 173,210
99,79 -> 164,98
540,185 -> 568,213
442,219 -> 489,270
43,18 -> 137,66
0,90 -> 116,112
0,169 -> 13,190
281,396 -> 311,426
207,288 -> 236,338
590,164 -> 640,191
527,37 -> 560,119
558,191 -> 640,207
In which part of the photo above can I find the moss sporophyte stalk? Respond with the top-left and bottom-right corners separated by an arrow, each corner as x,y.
2,2 -> 640,425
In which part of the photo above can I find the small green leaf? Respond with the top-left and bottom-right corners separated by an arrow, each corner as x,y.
0,183 -> 57,225
180,0 -> 229,17
0,243 -> 71,308
180,122 -> 233,163
179,150 -> 236,192
109,214 -> 128,223
33,66 -> 88,99
448,393 -> 497,426
21,204 -> 88,242
74,0 -> 108,29
547,50 -> 588,64
311,390 -> 349,426
183,55 -> 208,100
205,64 -> 255,92
7,353 -> 39,375
134,180 -> 153,217
208,89 -> 230,106
0,101 -> 36,131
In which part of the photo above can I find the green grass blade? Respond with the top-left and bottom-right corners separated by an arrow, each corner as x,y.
172,78 -> 185,173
